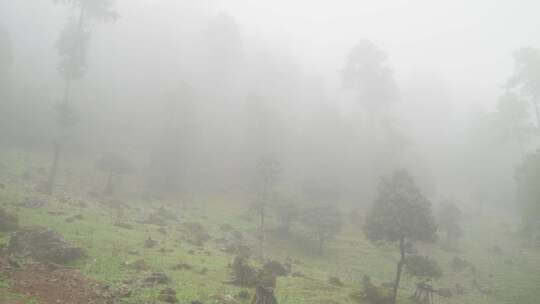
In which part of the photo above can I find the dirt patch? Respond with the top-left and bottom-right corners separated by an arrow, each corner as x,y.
0,256 -> 113,304
19,197 -> 47,209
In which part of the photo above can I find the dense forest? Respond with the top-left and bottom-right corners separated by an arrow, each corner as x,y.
0,1 -> 539,304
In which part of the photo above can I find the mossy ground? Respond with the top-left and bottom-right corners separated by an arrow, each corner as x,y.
0,149 -> 539,304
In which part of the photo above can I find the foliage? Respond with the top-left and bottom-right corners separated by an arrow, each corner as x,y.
272,198 -> 299,234
353,275 -> 393,304
364,169 -> 437,304
251,156 -> 280,229
364,170 -> 437,244
405,255 -> 442,281
230,255 -> 258,287
515,149 -> 540,242
342,39 -> 398,112
0,24 -> 13,76
507,47 -> 540,126
508,47 -> 540,99
491,92 -> 536,150
56,21 -> 90,81
437,200 -> 463,243
54,0 -> 118,21
95,153 -> 134,175
301,202 -> 343,253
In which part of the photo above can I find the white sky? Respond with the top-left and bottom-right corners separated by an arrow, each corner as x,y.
209,0 -> 540,109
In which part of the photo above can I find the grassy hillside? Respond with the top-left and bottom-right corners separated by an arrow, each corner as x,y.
0,150 -> 539,304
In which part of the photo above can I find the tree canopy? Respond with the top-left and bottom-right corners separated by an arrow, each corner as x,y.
365,169 -> 437,244
302,202 -> 343,253
342,39 -> 398,112
437,200 -> 463,243
507,47 -> 540,126
515,149 -> 540,242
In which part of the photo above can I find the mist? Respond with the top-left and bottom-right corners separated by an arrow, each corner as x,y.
0,1 -> 539,304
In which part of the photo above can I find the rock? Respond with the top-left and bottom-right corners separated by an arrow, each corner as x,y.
158,227 -> 168,235
115,284 -> 132,298
437,288 -> 453,298
127,259 -> 149,271
7,257 -> 21,268
0,207 -> 18,231
181,222 -> 211,246
231,230 -> 243,240
158,247 -> 173,254
47,211 -> 66,216
20,197 -> 47,209
450,256 -> 472,272
7,227 -> 85,264
454,283 -> 465,295
223,243 -> 251,256
141,272 -> 170,287
158,288 -> 178,303
114,222 -> 134,230
142,207 -> 177,226
212,294 -> 239,304
328,276 -> 344,287
144,237 -> 158,248
191,301 -> 203,304
171,262 -> 192,271
65,214 -> 84,223
291,271 -> 305,278
236,290 -> 250,300
263,260 -> 289,277
220,223 -> 233,232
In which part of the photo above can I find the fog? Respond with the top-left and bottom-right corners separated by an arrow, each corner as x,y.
1,1 -> 540,303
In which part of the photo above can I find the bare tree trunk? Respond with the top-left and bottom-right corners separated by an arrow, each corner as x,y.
391,237 -> 406,304
533,98 -> 540,129
260,206 -> 265,258
46,141 -> 61,194
104,170 -> 114,195
317,228 -> 325,254
251,286 -> 277,304
47,5 -> 85,195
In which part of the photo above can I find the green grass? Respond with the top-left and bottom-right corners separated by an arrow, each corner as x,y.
0,149 -> 539,304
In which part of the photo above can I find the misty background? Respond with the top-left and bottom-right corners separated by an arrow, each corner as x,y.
1,0 -> 539,211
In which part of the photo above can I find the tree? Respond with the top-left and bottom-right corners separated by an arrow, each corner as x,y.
364,169 -> 437,304
0,23 -> 13,96
252,286 -> 278,304
507,47 -> 540,127
405,255 -> 442,282
492,92 -> 536,156
46,0 -> 117,194
273,198 -> 299,236
405,255 -> 442,304
515,149 -> 540,245
301,202 -> 343,254
342,39 -> 398,113
95,153 -> 134,195
436,200 -> 463,245
251,156 -> 280,257
0,24 -> 14,140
